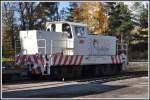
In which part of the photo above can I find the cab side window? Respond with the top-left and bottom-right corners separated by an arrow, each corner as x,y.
75,26 -> 85,37
51,24 -> 56,32
62,23 -> 72,38
47,28 -> 50,31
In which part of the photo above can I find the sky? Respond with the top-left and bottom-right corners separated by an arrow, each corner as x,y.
59,2 -> 69,11
58,1 -> 148,11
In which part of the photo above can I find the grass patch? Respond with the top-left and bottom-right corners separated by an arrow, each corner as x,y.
127,65 -> 148,72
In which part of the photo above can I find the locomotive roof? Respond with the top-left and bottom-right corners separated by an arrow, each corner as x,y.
46,21 -> 87,26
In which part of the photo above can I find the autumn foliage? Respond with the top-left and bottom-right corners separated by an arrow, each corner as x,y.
71,2 -> 108,34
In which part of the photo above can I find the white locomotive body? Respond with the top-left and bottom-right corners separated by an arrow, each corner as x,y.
16,21 -> 128,78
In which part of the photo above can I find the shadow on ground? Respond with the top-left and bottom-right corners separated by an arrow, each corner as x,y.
3,81 -> 128,98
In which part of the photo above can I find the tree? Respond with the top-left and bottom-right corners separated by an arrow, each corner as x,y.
130,2 -> 148,44
66,2 -> 80,22
105,2 -> 134,43
67,2 -> 108,34
17,2 -> 59,30
2,2 -> 17,57
131,2 -> 148,28
2,2 -> 60,57
39,2 -> 59,21
129,2 -> 148,60
2,2 -> 17,47
139,4 -> 148,28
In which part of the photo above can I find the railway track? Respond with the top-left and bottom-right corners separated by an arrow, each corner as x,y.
3,71 -> 148,92
76,71 -> 148,83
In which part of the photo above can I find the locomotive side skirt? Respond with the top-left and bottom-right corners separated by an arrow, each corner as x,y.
15,54 -> 123,76
52,55 -> 83,66
16,54 -> 123,67
51,55 -> 123,66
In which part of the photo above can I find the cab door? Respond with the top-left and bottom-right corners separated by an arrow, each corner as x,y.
62,23 -> 74,55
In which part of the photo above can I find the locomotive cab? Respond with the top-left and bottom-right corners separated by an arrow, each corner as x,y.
45,21 -> 88,55
46,22 -> 72,39
46,21 -> 88,39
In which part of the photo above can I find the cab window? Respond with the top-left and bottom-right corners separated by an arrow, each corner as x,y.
74,26 -> 85,37
47,28 -> 50,31
51,24 -> 56,32
62,23 -> 72,38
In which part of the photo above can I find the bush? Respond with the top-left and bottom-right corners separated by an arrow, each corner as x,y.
128,42 -> 148,61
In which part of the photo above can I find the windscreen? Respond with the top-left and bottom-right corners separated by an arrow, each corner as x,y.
74,26 -> 86,37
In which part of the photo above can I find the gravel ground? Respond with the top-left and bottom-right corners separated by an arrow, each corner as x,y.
2,62 -> 149,98
75,77 -> 148,98
127,62 -> 148,71
2,76 -> 148,98
128,62 -> 148,67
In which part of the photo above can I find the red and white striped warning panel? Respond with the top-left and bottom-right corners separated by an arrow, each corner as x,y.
15,54 -> 46,65
52,55 -> 83,66
111,55 -> 123,64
